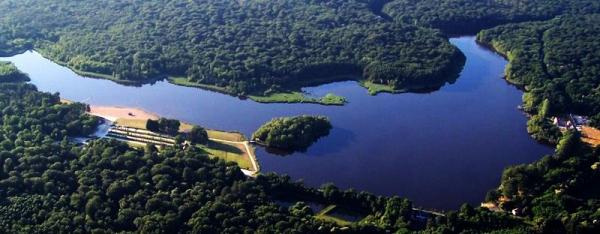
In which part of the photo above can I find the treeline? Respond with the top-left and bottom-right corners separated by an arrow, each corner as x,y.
146,118 -> 209,145
0,0 -> 463,96
478,15 -> 600,139
384,0 -> 600,34
146,118 -> 181,135
0,62 -> 29,83
484,132 -> 600,233
252,115 -> 332,151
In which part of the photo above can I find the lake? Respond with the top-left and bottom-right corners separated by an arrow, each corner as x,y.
0,36 -> 552,210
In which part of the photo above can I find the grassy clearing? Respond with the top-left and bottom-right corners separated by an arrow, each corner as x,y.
207,130 -> 246,142
249,92 -> 346,105
199,140 -> 253,169
168,76 -> 229,93
315,205 -> 354,226
115,118 -> 148,129
360,80 -> 401,95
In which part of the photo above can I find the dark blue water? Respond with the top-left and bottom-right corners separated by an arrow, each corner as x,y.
1,36 -> 552,210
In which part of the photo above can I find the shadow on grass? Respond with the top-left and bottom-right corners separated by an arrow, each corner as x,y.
208,140 -> 244,155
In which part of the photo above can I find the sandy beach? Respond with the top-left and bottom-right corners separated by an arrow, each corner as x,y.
582,126 -> 600,146
87,105 -> 159,122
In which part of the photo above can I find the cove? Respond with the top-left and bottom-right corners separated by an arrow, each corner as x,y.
0,36 -> 552,210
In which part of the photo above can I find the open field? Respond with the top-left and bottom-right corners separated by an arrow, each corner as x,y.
581,126 -> 600,146
88,106 -> 159,122
207,130 -> 246,142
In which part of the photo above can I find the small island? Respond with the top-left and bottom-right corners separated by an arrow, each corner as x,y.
252,115 -> 332,152
0,61 -> 29,83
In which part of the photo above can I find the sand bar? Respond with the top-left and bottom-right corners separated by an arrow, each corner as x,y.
88,105 -> 159,122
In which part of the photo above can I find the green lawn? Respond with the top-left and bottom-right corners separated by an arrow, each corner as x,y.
199,140 -> 253,170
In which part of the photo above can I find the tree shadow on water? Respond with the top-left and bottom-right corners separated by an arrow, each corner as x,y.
263,126 -> 356,157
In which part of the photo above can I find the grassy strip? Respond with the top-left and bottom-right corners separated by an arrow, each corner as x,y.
115,118 -> 148,129
168,76 -> 229,93
360,80 -> 402,95
207,129 -> 246,142
171,76 -> 347,105
249,92 -> 346,105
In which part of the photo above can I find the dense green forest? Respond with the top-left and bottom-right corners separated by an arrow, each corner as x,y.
253,115 -> 332,152
384,0 -> 600,34
478,15 -> 600,141
0,0 -> 464,97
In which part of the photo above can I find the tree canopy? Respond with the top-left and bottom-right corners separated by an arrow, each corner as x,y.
252,115 -> 332,151
0,0 -> 464,97
478,15 -> 600,132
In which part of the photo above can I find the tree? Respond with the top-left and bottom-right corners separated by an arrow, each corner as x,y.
146,119 -> 159,132
158,118 -> 180,135
188,126 -> 208,145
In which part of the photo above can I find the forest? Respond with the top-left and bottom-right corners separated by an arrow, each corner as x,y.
384,0 -> 600,34
0,0 -> 464,97
252,115 -> 332,151
477,15 -> 600,141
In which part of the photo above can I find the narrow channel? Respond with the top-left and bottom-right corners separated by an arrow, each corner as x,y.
0,36 -> 552,210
